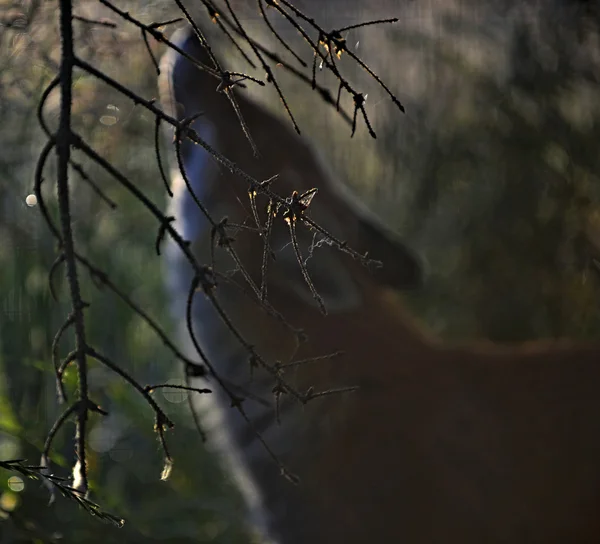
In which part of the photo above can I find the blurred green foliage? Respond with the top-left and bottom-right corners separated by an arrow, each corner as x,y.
0,1 -> 248,542
1,1 -> 600,543
384,7 -> 600,341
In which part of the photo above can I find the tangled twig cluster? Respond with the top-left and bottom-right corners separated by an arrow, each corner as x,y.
22,0 -> 404,525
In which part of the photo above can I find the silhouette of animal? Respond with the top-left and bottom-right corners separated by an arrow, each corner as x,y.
160,25 -> 600,544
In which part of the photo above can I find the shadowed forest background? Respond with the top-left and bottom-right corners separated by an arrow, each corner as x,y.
1,0 -> 600,542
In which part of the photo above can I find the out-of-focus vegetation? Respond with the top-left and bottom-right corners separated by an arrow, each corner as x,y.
0,1 -> 248,542
1,0 -> 600,542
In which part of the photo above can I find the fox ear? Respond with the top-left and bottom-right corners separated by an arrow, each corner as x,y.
282,138 -> 424,295
355,214 -> 424,291
266,173 -> 423,312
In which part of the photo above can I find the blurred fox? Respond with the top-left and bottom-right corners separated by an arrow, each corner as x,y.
159,3 -> 600,543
